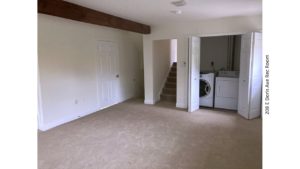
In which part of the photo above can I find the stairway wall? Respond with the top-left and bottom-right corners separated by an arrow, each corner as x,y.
153,39 -> 172,102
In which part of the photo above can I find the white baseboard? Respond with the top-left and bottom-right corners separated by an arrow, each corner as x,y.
144,99 -> 155,105
154,95 -> 160,103
38,107 -> 102,131
38,96 -> 137,131
176,101 -> 187,109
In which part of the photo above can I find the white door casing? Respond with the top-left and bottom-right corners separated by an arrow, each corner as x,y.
97,41 -> 120,109
188,36 -> 201,112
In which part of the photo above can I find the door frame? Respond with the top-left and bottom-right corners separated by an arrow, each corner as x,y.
187,32 -> 249,112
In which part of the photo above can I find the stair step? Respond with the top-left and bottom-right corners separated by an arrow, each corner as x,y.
163,88 -> 176,95
171,67 -> 177,71
170,71 -> 177,74
161,94 -> 176,102
169,72 -> 176,77
165,82 -> 176,88
167,77 -> 176,82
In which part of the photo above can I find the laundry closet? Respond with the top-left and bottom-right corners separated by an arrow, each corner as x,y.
194,32 -> 262,119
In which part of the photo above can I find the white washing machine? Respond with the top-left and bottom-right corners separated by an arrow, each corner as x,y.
199,73 -> 215,107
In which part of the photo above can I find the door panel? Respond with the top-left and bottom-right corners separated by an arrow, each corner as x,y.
188,37 -> 200,112
97,41 -> 119,109
238,32 -> 262,119
238,33 -> 252,118
249,33 -> 262,118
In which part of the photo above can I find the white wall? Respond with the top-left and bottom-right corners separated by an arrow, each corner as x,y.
153,40 -> 171,102
170,39 -> 177,64
234,35 -> 241,71
38,14 -> 143,130
200,35 -> 241,72
200,36 -> 229,72
143,36 -> 155,104
143,15 -> 262,108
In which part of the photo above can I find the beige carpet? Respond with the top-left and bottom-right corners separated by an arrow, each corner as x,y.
38,99 -> 262,169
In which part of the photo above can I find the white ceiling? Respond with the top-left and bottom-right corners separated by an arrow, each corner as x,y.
65,0 -> 262,26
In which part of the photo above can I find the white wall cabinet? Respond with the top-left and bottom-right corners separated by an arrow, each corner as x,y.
238,32 -> 262,119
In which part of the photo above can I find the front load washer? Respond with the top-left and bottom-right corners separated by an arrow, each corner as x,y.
199,73 -> 215,107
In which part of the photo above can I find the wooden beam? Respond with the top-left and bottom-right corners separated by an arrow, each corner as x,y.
38,0 -> 151,34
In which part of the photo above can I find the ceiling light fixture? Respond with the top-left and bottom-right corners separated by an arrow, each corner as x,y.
171,0 -> 187,7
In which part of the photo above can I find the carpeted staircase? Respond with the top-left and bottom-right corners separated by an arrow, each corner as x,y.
161,62 -> 177,102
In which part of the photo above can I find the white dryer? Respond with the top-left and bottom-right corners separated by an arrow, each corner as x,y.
199,73 -> 215,107
214,71 -> 239,110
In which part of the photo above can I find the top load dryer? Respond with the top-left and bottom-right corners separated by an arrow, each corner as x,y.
214,71 -> 239,110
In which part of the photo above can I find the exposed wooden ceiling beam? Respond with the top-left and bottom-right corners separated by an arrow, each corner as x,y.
38,0 -> 151,34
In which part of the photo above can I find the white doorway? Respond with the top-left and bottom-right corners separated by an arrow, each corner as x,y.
97,41 -> 120,109
187,32 -> 262,119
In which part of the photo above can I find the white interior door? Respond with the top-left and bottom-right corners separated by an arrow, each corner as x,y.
188,36 -> 201,112
238,33 -> 252,118
249,33 -> 262,119
238,32 -> 262,119
97,41 -> 119,109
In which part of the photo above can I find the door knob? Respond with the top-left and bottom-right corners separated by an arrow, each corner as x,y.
116,74 -> 119,78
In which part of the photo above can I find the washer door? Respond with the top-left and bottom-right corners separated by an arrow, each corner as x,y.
200,79 -> 211,97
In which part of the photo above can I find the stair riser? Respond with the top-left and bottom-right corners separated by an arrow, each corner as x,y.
160,62 -> 177,102
167,78 -> 176,83
166,83 -> 176,88
169,72 -> 176,77
161,95 -> 176,102
163,89 -> 176,95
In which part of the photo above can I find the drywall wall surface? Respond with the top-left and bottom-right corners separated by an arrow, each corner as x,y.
234,35 -> 242,71
170,39 -> 178,64
38,14 -> 143,130
142,15 -> 261,109
200,35 -> 242,72
200,36 -> 229,72
153,40 -> 171,102
143,36 -> 155,104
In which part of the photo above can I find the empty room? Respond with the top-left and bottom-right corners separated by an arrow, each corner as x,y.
38,0 -> 262,169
